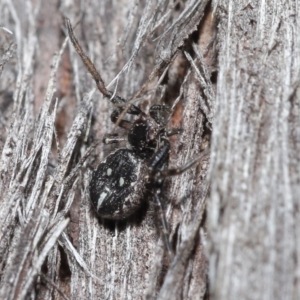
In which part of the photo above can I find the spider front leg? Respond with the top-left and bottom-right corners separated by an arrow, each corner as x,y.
65,18 -> 141,114
110,108 -> 132,130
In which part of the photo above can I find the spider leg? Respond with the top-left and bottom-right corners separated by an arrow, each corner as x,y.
148,139 -> 174,258
103,134 -> 127,144
149,105 -> 170,125
149,143 -> 209,259
149,139 -> 170,171
111,108 -> 132,130
154,190 -> 174,259
65,18 -> 109,97
166,127 -> 182,137
158,149 -> 209,179
65,18 -> 141,115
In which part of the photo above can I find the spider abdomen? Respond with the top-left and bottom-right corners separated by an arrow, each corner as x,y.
89,149 -> 148,219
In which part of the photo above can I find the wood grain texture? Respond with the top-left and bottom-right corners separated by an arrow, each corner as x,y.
0,0 -> 212,299
208,0 -> 300,299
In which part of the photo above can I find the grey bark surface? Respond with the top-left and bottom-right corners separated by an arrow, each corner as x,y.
0,0 -> 298,300
208,1 -> 300,300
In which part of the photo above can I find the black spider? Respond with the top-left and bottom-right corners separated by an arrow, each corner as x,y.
66,18 -> 207,258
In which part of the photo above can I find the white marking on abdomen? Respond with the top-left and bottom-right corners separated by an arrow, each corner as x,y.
97,186 -> 111,210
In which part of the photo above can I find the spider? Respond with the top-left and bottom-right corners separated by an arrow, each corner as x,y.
66,18 -> 207,258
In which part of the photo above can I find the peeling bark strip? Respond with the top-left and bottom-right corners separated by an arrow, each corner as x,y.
208,1 -> 300,299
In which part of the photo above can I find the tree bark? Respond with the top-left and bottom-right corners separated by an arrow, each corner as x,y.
208,1 -> 300,299
0,0 -> 298,300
